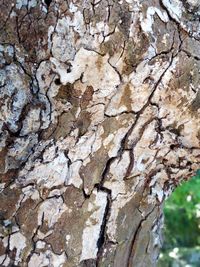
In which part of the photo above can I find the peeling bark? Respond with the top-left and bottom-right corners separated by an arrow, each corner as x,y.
0,0 -> 200,266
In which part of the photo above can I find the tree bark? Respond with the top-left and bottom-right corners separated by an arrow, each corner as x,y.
0,0 -> 200,266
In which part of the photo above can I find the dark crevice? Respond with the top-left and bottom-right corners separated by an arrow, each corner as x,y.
54,78 -> 61,85
95,186 -> 112,266
44,0 -> 52,8
96,193 -> 110,249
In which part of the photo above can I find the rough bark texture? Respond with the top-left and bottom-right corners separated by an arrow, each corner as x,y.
0,0 -> 200,266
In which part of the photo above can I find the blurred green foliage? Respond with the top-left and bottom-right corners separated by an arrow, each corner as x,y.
158,172 -> 200,266
163,174 -> 200,248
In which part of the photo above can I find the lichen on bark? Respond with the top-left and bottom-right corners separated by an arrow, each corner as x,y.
0,0 -> 200,266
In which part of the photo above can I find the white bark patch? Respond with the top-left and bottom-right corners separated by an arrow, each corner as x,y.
80,190 -> 107,261
105,84 -> 130,116
123,59 -> 170,112
141,7 -> 168,33
104,151 -> 130,199
18,185 -> 40,204
151,184 -> 164,203
51,47 -> 120,98
108,125 -> 133,158
68,131 -> 96,162
67,160 -> 83,188
133,121 -> 158,174
66,234 -> 71,245
28,251 -> 66,267
0,255 -> 10,266
67,125 -> 104,164
0,183 -> 6,192
16,0 -> 37,9
49,6 -> 86,62
21,152 -> 69,188
51,17 -> 76,62
87,105 -> 105,128
1,64 -> 29,132
20,108 -> 41,135
38,197 -> 68,228
36,240 -> 46,249
103,133 -> 115,147
9,232 -> 26,265
162,0 -> 183,22
42,144 -> 57,163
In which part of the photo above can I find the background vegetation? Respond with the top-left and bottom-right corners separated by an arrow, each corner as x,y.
158,172 -> 200,267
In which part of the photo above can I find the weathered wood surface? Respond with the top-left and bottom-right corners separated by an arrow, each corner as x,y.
0,0 -> 200,266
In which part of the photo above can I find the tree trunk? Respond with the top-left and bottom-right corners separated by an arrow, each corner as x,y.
0,0 -> 200,266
